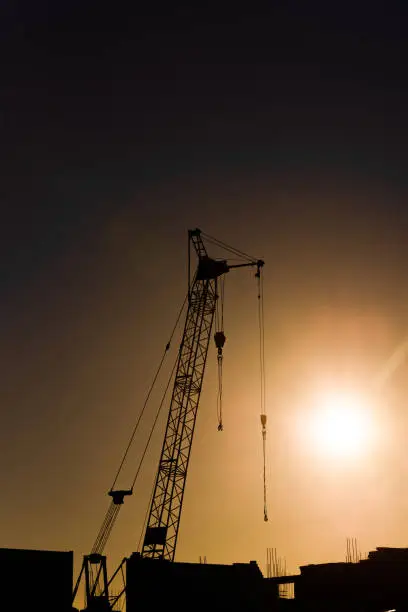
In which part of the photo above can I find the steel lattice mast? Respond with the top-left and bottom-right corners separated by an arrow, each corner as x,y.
141,229 -> 229,560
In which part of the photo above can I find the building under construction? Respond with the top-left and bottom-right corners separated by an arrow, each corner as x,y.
296,547 -> 408,611
126,553 -> 283,612
4,545 -> 408,610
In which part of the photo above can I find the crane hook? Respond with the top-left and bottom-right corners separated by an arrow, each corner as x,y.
214,331 -> 226,355
214,331 -> 226,431
261,414 -> 268,522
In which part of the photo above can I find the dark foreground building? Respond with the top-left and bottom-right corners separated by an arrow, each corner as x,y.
126,552 -> 282,612
296,547 -> 408,611
5,544 -> 408,610
0,547 -> 73,611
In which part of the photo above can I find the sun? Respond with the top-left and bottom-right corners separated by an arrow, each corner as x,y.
309,390 -> 373,459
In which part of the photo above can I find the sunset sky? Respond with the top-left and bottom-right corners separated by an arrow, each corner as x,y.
1,0 -> 407,598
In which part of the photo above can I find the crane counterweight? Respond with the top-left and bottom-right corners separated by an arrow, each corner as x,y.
196,256 -> 229,280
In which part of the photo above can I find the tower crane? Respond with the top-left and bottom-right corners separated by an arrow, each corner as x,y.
141,229 -> 263,560
73,228 -> 265,611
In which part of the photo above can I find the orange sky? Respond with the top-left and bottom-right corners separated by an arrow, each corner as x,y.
2,176 -> 408,611
1,5 -> 406,609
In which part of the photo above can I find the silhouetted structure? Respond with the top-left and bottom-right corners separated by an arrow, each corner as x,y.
0,547 -> 73,611
126,553 -> 280,612
75,229 -> 266,608
296,547 -> 408,611
6,543 -> 408,610
266,547 -> 296,599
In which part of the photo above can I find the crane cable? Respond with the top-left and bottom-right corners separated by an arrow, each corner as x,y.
257,264 -> 268,522
215,275 -> 226,431
110,294 -> 188,492
201,231 -> 259,263
130,349 -> 179,490
90,295 -> 188,556
136,350 -> 180,551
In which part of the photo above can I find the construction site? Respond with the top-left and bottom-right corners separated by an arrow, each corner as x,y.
5,544 -> 408,611
2,229 -> 407,612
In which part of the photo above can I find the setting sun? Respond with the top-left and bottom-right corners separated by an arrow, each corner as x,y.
308,390 -> 374,459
